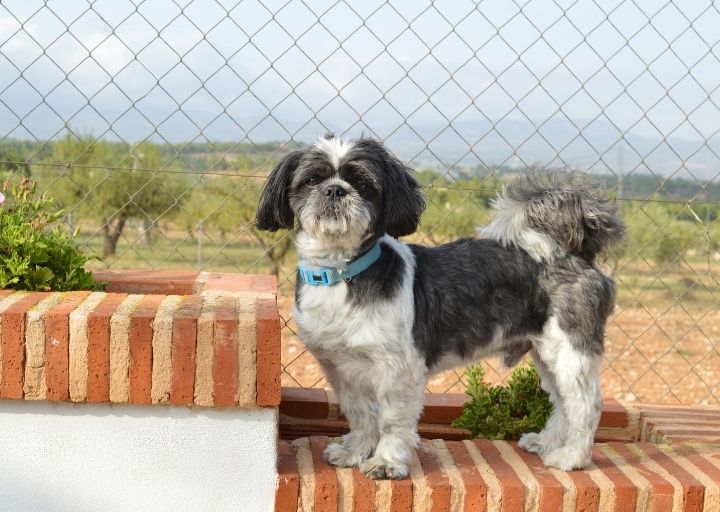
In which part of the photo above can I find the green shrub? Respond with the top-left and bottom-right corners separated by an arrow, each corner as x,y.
0,178 -> 101,291
452,363 -> 552,440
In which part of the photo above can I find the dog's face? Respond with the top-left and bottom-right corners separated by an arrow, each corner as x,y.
255,137 -> 425,252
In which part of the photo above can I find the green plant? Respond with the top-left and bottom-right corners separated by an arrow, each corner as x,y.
452,363 -> 552,440
0,178 -> 101,291
43,134 -> 188,257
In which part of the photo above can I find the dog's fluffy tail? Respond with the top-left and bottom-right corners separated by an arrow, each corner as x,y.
478,170 -> 625,263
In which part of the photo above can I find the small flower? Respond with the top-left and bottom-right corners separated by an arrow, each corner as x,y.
0,191 -> 5,205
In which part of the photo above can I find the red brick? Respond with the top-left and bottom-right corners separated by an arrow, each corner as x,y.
276,440 -> 299,512
309,437 -> 339,512
473,440 -> 524,512
664,435 -> 720,443
170,295 -> 202,405
445,441 -> 487,512
92,270 -> 198,295
599,398 -> 629,428
201,273 -> 276,294
650,426 -> 720,439
416,440 -> 452,512
213,296 -> 239,406
636,404 -> 718,416
591,446 -> 637,512
44,291 -> 91,401
351,467 -> 376,512
640,444 -> 705,512
610,442 -> 674,512
565,468 -> 601,512
1,293 -> 49,399
256,298 -> 281,406
280,387 -> 330,419
421,393 -> 469,424
510,443 -> 568,512
86,293 -> 127,403
675,445 -> 720,489
390,477 -> 413,512
128,294 -> 165,404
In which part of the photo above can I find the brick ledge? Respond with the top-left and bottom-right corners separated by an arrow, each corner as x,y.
0,271 -> 280,407
280,388 -> 720,446
279,387 -> 639,443
277,436 -> 720,512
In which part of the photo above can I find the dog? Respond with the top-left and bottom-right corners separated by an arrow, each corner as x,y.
255,136 -> 625,479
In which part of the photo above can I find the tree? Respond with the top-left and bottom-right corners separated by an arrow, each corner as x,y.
417,172 -> 498,245
0,145 -> 31,177
214,176 -> 295,277
39,134 -> 188,257
180,176 -> 294,276
620,201 -> 698,268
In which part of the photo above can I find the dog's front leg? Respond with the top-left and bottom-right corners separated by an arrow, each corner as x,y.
325,385 -> 379,468
318,358 -> 379,468
360,364 -> 426,480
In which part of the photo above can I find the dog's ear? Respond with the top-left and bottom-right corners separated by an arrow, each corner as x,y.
255,150 -> 303,231
376,143 -> 426,238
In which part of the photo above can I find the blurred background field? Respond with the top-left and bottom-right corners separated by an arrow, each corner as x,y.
3,135 -> 719,405
1,0 -> 719,406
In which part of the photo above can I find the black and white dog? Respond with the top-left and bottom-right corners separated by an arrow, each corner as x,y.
256,136 -> 624,479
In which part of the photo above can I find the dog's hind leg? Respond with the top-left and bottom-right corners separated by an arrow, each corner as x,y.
359,360 -> 427,480
518,350 -> 567,456
531,317 -> 602,471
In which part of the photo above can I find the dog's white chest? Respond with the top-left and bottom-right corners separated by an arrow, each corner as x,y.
294,282 -> 410,350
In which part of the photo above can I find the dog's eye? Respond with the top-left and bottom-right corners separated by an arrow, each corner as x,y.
306,177 -> 320,187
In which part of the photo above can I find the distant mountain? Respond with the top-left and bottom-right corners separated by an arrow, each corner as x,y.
2,106 -> 717,180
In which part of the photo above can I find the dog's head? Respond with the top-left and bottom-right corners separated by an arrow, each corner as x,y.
255,136 -> 425,255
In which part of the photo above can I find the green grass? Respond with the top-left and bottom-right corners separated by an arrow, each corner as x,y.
77,227 -> 279,275
74,224 -> 719,314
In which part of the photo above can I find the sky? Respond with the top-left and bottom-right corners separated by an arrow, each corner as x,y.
1,0 -> 719,176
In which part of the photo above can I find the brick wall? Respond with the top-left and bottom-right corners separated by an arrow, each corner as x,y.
0,271 -> 280,408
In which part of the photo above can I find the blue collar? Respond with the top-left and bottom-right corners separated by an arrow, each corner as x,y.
298,242 -> 382,286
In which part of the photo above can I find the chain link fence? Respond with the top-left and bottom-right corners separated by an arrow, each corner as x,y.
1,0 -> 718,405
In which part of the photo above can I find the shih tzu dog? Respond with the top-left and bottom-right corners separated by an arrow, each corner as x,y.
256,136 -> 624,479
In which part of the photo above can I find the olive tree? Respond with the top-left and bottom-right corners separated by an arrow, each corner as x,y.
41,134 -> 187,257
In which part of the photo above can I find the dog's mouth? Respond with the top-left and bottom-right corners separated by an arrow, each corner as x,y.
297,191 -> 374,242
317,201 -> 346,220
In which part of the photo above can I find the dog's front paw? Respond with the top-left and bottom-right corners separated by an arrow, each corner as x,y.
518,432 -> 545,455
360,457 -> 409,480
324,442 -> 365,468
542,445 -> 591,472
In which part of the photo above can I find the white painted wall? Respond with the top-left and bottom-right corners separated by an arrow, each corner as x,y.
0,401 -> 277,512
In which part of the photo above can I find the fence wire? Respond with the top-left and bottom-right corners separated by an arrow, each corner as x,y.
1,0 -> 719,405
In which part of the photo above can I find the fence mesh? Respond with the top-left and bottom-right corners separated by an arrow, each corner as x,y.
1,0 -> 719,405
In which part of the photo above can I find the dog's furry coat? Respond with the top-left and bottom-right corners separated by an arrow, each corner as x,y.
256,136 -> 625,479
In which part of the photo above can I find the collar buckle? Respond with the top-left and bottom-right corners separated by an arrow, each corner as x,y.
297,240 -> 383,287
299,267 -> 336,286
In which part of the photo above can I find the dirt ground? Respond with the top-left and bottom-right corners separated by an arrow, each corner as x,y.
279,293 -> 720,406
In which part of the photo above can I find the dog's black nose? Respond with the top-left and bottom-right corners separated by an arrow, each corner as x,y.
325,184 -> 347,199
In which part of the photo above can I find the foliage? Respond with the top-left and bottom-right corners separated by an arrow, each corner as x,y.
452,363 -> 552,440
0,178 -> 100,291
416,171 -> 499,243
616,201 -> 699,268
0,137 -> 716,271
179,176 -> 295,276
38,134 -> 188,257
0,145 -> 31,176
